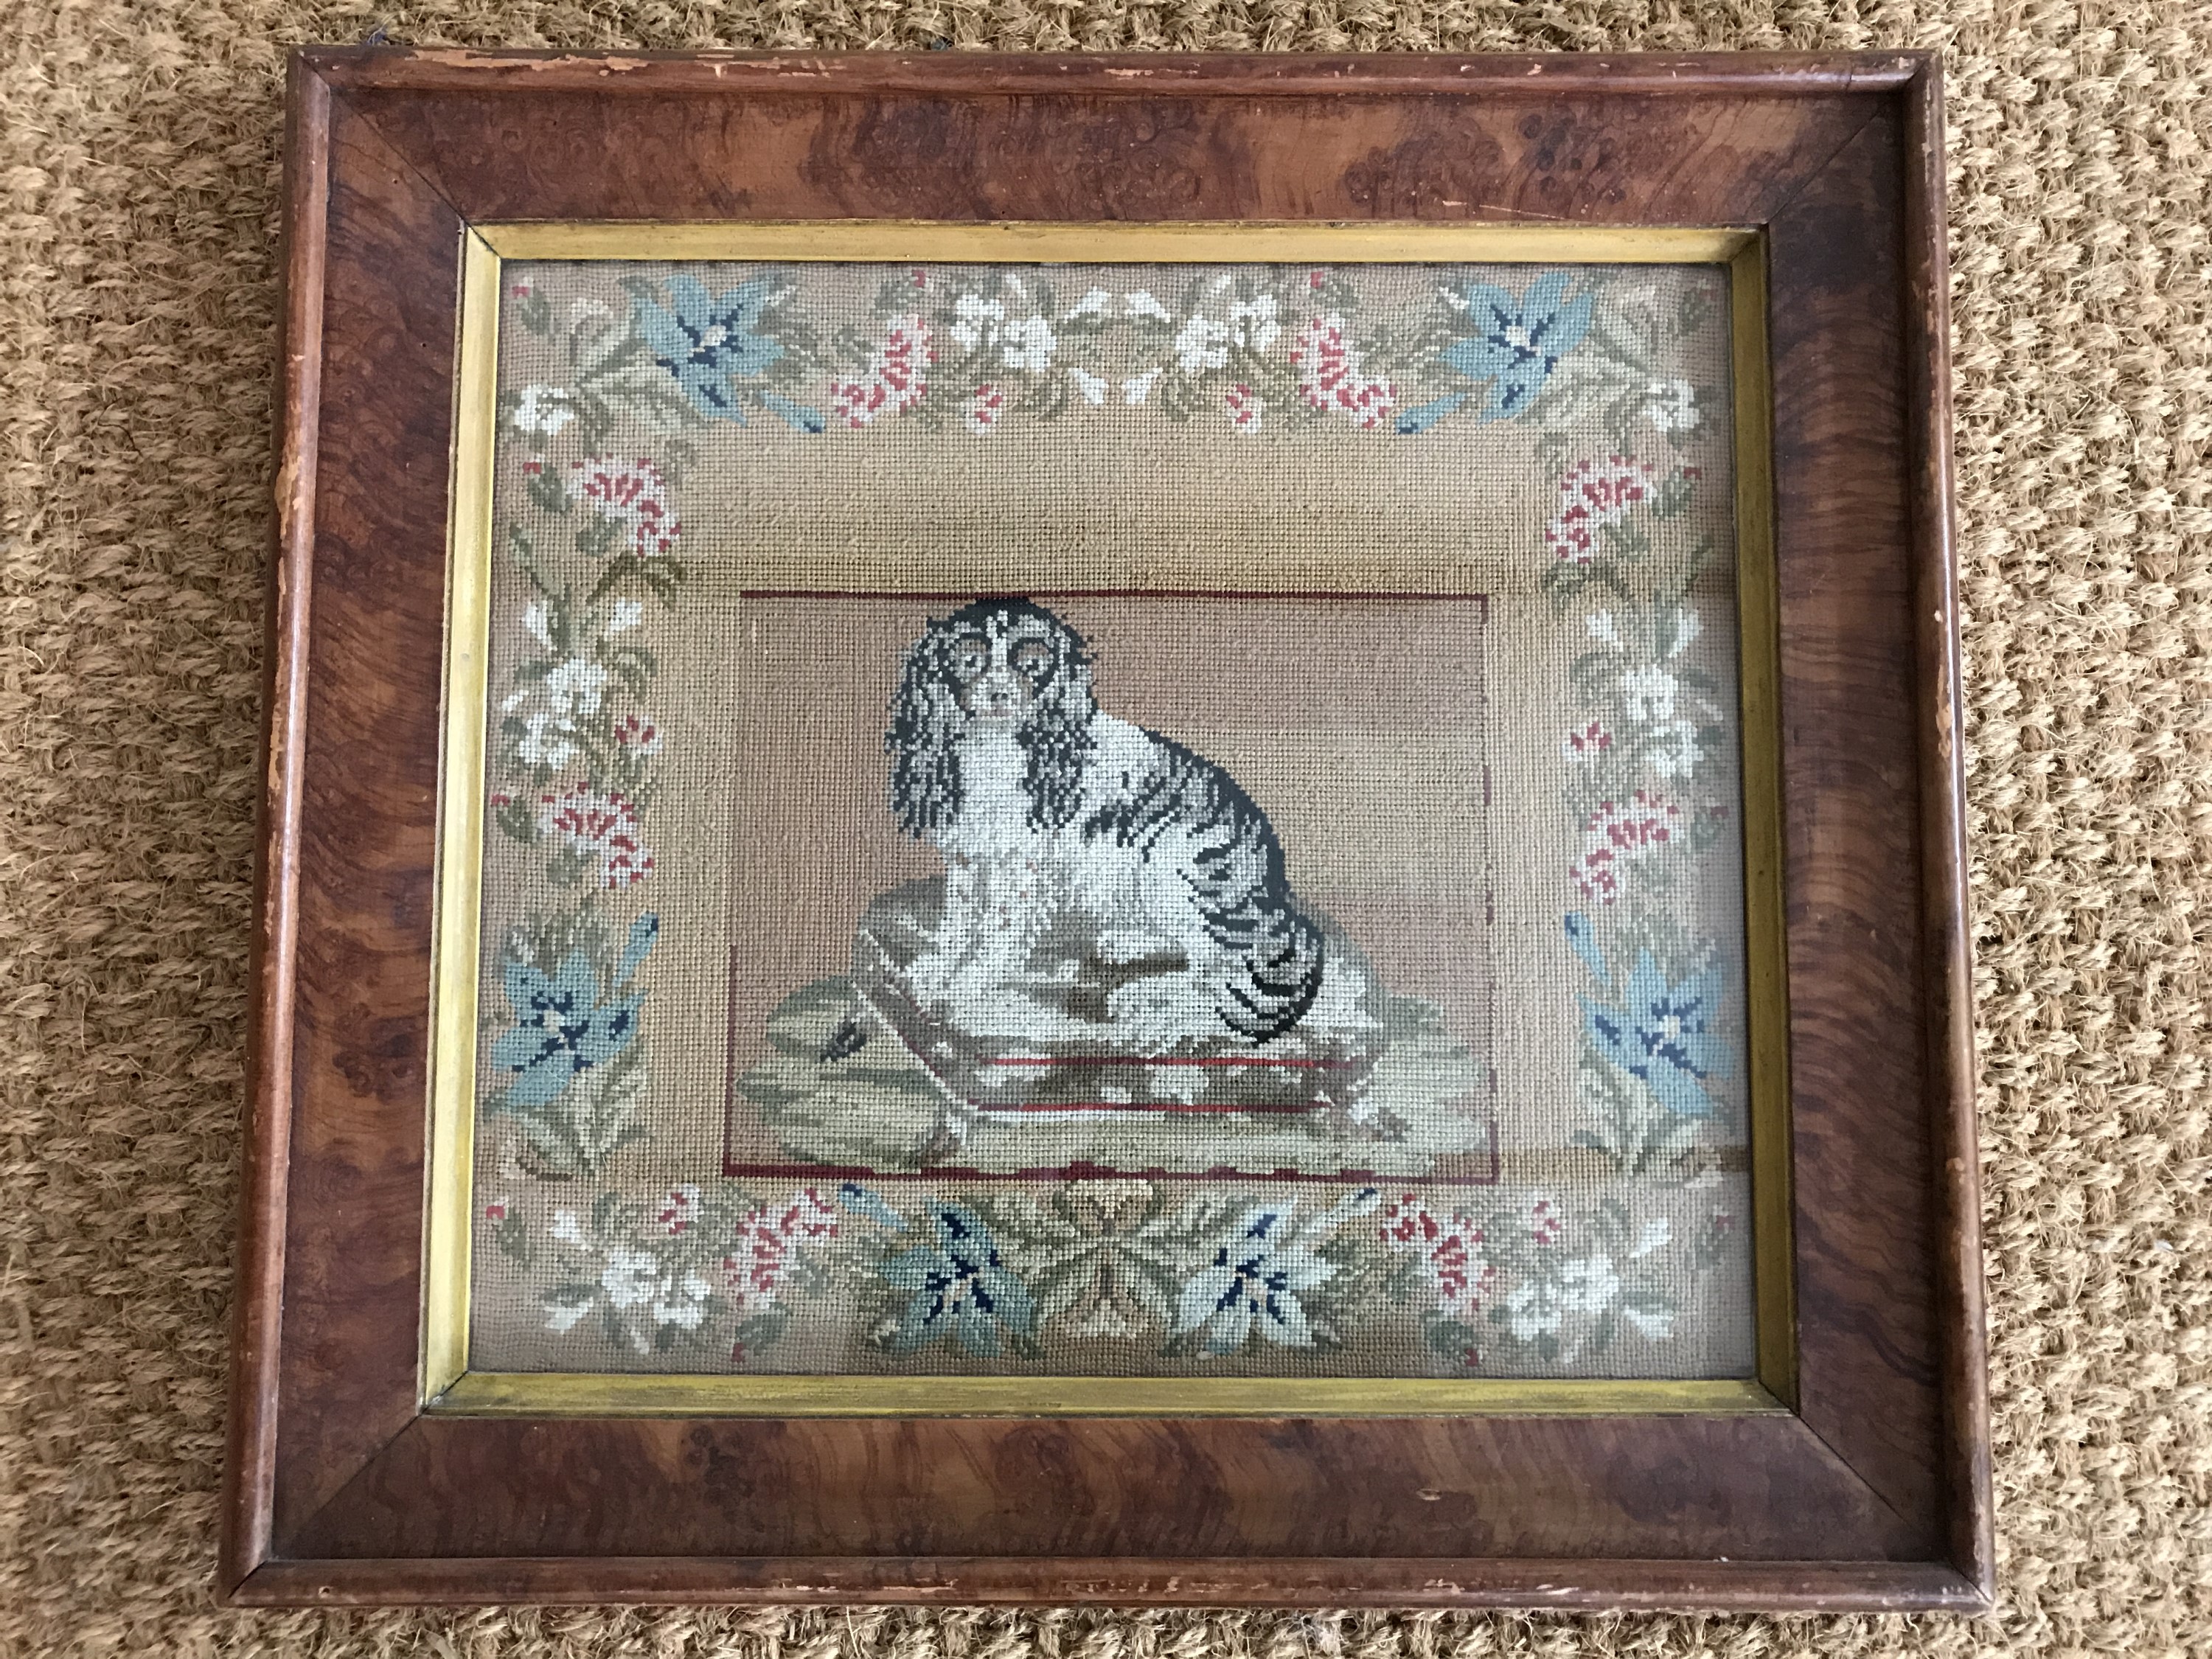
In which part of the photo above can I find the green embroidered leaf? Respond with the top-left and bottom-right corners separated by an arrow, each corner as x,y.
514,288 -> 554,335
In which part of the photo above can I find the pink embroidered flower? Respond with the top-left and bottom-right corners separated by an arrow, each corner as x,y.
613,712 -> 662,757
483,1197 -> 509,1222
1290,314 -> 1396,429
776,1188 -> 839,1242
723,1189 -> 840,1316
1531,1198 -> 1565,1248
965,383 -> 1006,434
1563,719 -> 1614,761
1545,456 -> 1655,563
1571,789 -> 1680,904
567,457 -> 681,557
537,783 -> 655,888
1380,1196 -> 1494,1318
655,1184 -> 702,1236
1225,383 -> 1263,435
829,315 -> 933,428
1308,269 -> 1326,291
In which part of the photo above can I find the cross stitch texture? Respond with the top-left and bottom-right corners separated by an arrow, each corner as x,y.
464,259 -> 1757,1378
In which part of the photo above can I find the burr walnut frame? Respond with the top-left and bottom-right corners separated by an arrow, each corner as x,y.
223,46 -> 1986,1611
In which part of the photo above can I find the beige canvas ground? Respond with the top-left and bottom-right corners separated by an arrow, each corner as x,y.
3,1 -> 2207,1654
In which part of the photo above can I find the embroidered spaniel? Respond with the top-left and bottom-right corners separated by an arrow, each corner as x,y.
887,597 -> 1326,1044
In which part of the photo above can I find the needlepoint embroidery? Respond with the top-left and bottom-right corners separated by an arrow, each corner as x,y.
467,258 -> 1757,1381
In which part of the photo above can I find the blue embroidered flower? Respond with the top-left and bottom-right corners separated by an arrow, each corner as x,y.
1563,910 -> 1608,981
634,274 -> 822,429
490,914 -> 658,1108
1397,271 -> 1596,434
881,1203 -> 1037,1357
1174,1205 -> 1333,1353
1579,948 -> 1730,1117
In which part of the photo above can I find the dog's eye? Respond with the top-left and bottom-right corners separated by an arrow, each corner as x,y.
949,635 -> 992,680
1009,640 -> 1053,682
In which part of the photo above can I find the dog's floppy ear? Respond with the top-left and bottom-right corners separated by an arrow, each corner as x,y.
887,619 -> 964,836
1017,609 -> 1097,832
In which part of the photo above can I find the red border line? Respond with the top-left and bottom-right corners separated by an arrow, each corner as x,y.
978,1054 -> 1354,1068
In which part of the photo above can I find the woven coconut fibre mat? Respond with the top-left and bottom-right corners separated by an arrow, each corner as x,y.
5,0 -> 2211,1652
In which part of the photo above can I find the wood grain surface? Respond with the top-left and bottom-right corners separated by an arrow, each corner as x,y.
221,48 -> 1986,1610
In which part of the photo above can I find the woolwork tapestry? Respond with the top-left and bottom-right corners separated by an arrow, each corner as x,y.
464,257 -> 1761,1380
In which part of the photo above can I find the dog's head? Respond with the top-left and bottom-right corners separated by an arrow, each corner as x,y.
888,597 -> 1098,836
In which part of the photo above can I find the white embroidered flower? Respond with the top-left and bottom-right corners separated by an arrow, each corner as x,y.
566,297 -> 613,327
545,1298 -> 593,1333
1629,1217 -> 1672,1260
515,655 -> 609,771
516,713 -> 577,771
1644,378 -> 1700,432
550,1210 -> 587,1247
589,1247 -> 717,1349
523,602 -> 554,650
1648,718 -> 1703,779
1069,368 -> 1107,405
653,1272 -> 714,1331
1064,287 -> 1113,321
1121,368 -> 1163,405
601,1246 -> 661,1308
544,656 -> 610,720
605,598 -> 644,636
1586,610 -> 1624,647
949,292 -> 1005,350
1502,1281 -> 1559,1341
1227,293 -> 1280,352
1618,665 -> 1678,725
1124,290 -> 1173,323
1174,315 -> 1231,372
998,315 -> 1057,372
1669,610 -> 1702,652
512,383 -> 575,436
1624,1306 -> 1676,1340
1559,1251 -> 1621,1314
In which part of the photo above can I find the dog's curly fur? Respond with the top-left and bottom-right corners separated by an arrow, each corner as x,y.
887,597 -> 1325,1043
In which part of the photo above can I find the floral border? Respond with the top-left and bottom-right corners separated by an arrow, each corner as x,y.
472,260 -> 1751,1375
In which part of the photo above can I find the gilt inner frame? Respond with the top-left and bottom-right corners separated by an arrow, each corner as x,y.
419,220 -> 1792,1419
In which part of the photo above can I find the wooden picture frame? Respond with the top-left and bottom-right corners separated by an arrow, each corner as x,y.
222,47 -> 1987,1610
